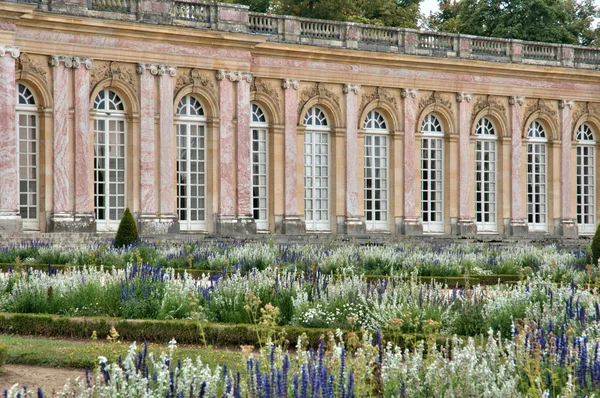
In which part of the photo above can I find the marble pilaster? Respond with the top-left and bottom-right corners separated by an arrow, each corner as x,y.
456,92 -> 476,235
509,96 -> 528,235
342,83 -> 366,234
236,72 -> 252,217
401,88 -> 422,235
0,46 -> 21,232
558,99 -> 578,236
137,63 -> 157,218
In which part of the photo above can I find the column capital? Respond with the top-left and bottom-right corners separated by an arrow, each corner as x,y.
216,70 -> 253,83
49,55 -> 83,69
401,88 -> 418,99
343,83 -> 361,95
72,57 -> 94,70
0,45 -> 20,59
137,63 -> 177,77
509,96 -> 525,106
559,99 -> 574,109
456,92 -> 472,103
282,79 -> 300,90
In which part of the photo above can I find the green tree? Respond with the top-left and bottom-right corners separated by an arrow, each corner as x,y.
222,0 -> 271,13
114,208 -> 139,248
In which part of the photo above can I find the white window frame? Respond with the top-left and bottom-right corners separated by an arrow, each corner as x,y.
16,83 -> 39,231
575,123 -> 596,234
250,103 -> 269,231
93,89 -> 127,232
526,121 -> 548,232
474,118 -> 497,232
176,95 -> 207,232
304,106 -> 330,231
363,110 -> 389,231
421,114 -> 444,233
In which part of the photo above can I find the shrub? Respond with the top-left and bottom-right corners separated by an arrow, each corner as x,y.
592,222 -> 600,267
114,208 -> 139,248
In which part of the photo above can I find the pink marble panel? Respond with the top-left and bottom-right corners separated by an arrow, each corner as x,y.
458,98 -> 471,219
403,94 -> 417,219
219,78 -> 235,215
0,56 -> 18,213
0,22 -> 16,32
345,89 -> 359,217
159,73 -> 176,215
237,78 -> 252,216
219,9 -> 246,23
74,66 -> 92,213
283,85 -> 298,216
139,71 -> 156,215
510,103 -> 523,221
560,104 -> 573,220
52,63 -> 70,214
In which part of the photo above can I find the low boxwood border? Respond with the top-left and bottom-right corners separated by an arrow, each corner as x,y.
0,312 -> 451,351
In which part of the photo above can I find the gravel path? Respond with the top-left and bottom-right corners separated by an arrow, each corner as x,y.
0,364 -> 84,396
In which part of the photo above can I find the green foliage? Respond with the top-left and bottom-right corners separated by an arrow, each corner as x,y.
222,0 -> 270,12
428,0 -> 600,45
114,208 -> 139,248
0,343 -> 6,370
591,221 -> 600,267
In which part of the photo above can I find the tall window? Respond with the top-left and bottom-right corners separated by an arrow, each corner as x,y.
421,114 -> 444,233
474,118 -> 497,232
363,110 -> 388,230
304,106 -> 330,231
176,95 -> 206,231
17,84 -> 39,230
93,89 -> 126,231
526,120 -> 548,232
251,103 -> 268,231
576,123 -> 596,234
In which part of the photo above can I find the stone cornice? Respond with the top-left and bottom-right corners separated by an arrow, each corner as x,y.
137,63 -> 176,76
0,45 -> 19,59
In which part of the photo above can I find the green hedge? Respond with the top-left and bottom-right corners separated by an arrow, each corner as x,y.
0,343 -> 6,370
0,312 -> 450,351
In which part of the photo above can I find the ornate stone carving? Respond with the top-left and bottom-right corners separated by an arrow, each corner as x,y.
72,57 -> 94,70
523,98 -> 557,129
282,79 -> 299,90
298,82 -> 340,114
251,79 -> 280,114
470,96 -> 507,125
559,99 -> 574,109
418,91 -> 450,114
456,92 -> 472,103
174,69 -> 214,95
571,102 -> 600,131
401,88 -> 418,99
343,84 -> 361,95
137,63 -> 177,77
16,53 -> 48,83
509,96 -> 525,106
359,87 -> 397,116
0,45 -> 20,59
89,61 -> 137,92
216,70 -> 253,83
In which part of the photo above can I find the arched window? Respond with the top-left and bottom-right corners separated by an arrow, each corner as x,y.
363,110 -> 388,230
17,83 -> 39,230
526,121 -> 548,232
176,95 -> 206,231
93,89 -> 126,231
576,123 -> 595,234
421,114 -> 444,233
304,106 -> 330,231
474,118 -> 497,232
251,103 -> 268,230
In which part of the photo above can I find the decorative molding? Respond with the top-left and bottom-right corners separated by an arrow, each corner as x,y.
523,98 -> 557,129
251,79 -> 280,114
174,69 -> 214,95
16,53 -> 48,83
0,45 -> 20,59
509,96 -> 525,106
456,92 -> 472,103
418,91 -> 450,114
137,63 -> 176,77
89,61 -> 137,93
298,82 -> 340,115
49,55 -> 93,70
359,87 -> 397,116
282,79 -> 299,90
559,99 -> 574,110
401,88 -> 418,99
470,96 -> 506,125
216,70 -> 253,83
343,84 -> 361,95
571,102 -> 600,131
238,72 -> 253,83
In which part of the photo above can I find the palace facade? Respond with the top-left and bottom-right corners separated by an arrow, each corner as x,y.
1,0 -> 600,236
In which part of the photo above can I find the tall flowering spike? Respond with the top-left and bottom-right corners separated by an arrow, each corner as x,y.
338,349 -> 346,398
293,375 -> 299,398
346,372 -> 355,398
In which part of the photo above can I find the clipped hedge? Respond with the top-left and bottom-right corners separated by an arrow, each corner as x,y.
114,208 -> 139,248
0,312 -> 451,351
0,343 -> 6,370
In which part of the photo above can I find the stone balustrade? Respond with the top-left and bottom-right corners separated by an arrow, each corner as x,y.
11,0 -> 600,70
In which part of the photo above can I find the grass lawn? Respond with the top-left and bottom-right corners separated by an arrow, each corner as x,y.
0,334 -> 245,373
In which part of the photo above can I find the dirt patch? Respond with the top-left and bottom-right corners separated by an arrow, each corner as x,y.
0,365 -> 84,396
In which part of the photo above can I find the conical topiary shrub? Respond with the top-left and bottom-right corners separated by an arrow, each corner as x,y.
114,208 -> 139,248
592,222 -> 600,267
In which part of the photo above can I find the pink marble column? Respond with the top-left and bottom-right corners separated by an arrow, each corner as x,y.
159,66 -> 177,217
559,99 -> 577,236
282,79 -> 299,217
401,88 -> 420,234
137,63 -> 157,216
0,46 -> 21,230
74,58 -> 94,216
236,72 -> 253,217
216,70 -> 237,217
456,92 -> 475,234
49,56 -> 72,216
509,96 -> 527,235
